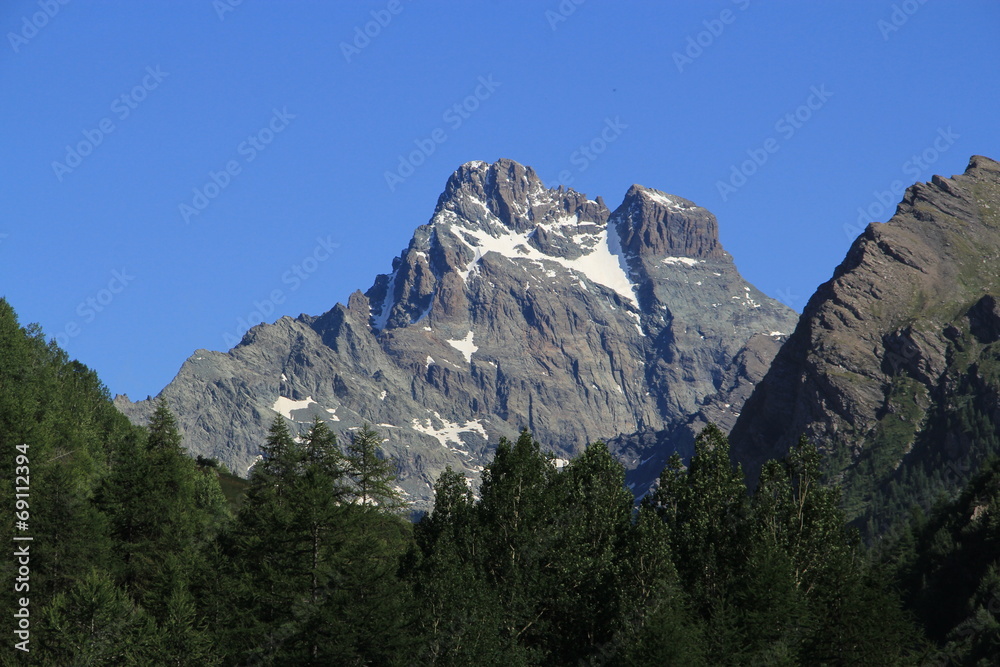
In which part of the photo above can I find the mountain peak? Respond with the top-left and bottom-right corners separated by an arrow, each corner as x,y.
436,158 -> 595,234
612,183 -> 725,260
967,154 -> 1000,175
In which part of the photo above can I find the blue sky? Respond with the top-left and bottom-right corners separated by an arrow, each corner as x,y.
2,0 -> 998,400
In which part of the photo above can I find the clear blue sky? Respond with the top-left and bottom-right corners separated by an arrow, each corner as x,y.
2,1 -> 998,400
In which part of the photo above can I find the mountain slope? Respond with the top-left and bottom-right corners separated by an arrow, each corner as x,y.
729,155 -> 1000,529
116,158 -> 796,509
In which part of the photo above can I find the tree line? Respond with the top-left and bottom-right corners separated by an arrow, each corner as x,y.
2,297 -> 997,664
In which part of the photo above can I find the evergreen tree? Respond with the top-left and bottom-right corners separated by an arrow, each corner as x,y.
652,424 -> 749,623
754,437 -> 919,664
541,441 -> 633,662
476,429 -> 555,659
147,397 -> 183,452
156,587 -> 221,666
345,423 -> 404,510
314,423 -> 415,665
220,416 -> 342,662
98,399 -> 209,620
0,300 -> 129,631
616,503 -> 706,666
36,570 -> 160,665
407,467 -> 514,665
220,417 -> 415,664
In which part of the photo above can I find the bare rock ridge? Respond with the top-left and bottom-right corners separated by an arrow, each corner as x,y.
115,158 -> 797,510
729,155 -> 1000,525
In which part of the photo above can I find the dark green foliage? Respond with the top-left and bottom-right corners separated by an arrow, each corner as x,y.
652,423 -> 749,616
406,432 -> 702,665
615,504 -> 706,666
98,398 -> 222,622
0,300 -> 227,663
0,300 -> 128,613
406,467 -> 513,665
890,458 -> 1000,663
214,468 -> 250,510
217,417 -> 415,664
648,428 -> 920,665
35,570 -> 161,665
541,441 -> 633,660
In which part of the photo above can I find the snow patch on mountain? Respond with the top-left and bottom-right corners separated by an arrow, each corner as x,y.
662,257 -> 704,267
371,269 -> 398,331
447,331 -> 478,362
449,211 -> 640,310
272,395 -> 317,420
642,188 -> 683,210
410,413 -> 487,450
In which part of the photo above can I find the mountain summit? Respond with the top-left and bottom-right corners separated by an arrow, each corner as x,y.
116,158 -> 796,509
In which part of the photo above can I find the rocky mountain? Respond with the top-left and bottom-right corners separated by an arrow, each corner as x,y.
116,158 -> 796,510
729,155 -> 1000,529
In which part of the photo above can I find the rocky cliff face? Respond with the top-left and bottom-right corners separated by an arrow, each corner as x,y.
729,155 -> 1000,524
116,158 -> 797,510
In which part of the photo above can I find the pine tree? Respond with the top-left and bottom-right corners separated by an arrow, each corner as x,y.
147,397 -> 183,452
100,399 -> 207,615
315,422 -> 415,665
220,417 -> 416,664
36,570 -> 160,665
541,441 -> 634,662
213,415 -> 302,662
617,504 -> 706,666
754,437 -> 919,664
652,424 -> 749,616
406,466 -> 521,666
222,417 -> 347,662
476,429 -> 555,658
156,587 -> 221,666
345,423 -> 404,510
